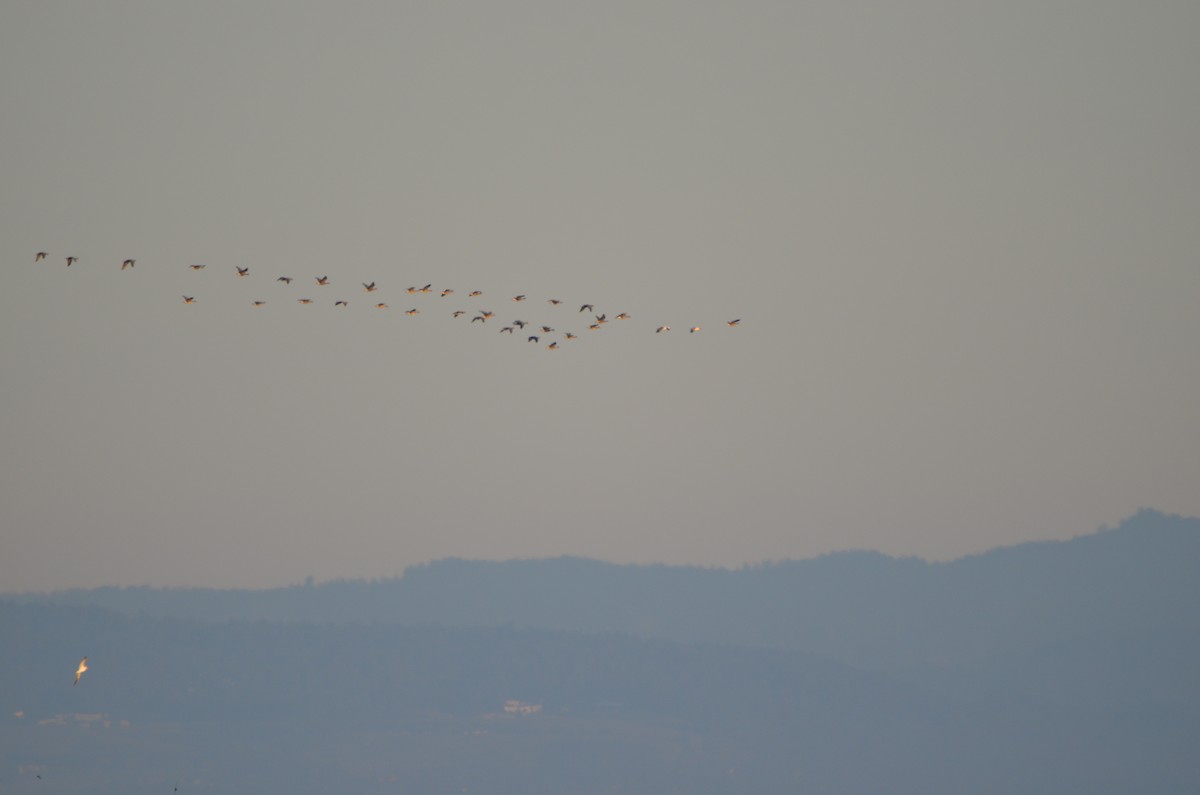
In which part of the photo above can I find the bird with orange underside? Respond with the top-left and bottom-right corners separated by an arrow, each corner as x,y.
74,656 -> 88,686
182,296 -> 196,304
36,252 -> 48,262
236,267 -> 249,277
122,259 -> 136,270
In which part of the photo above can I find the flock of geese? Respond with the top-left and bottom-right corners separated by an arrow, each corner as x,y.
33,251 -> 742,348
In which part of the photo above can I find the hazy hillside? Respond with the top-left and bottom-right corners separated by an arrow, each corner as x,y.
5,510 -> 1200,793
3,599 -> 1198,795
20,509 -> 1200,671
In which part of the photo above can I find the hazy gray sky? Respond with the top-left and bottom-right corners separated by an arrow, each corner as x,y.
3,0 -> 1198,591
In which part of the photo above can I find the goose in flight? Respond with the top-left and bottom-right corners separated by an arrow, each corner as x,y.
405,308 -> 420,315
527,335 -> 539,343
547,341 -> 559,350
36,252 -> 48,261
236,266 -> 249,277
656,326 -> 671,333
579,304 -> 593,313
548,299 -> 562,305
469,290 -> 483,297
74,656 -> 88,686
513,320 -> 527,329
419,284 -> 432,293
540,326 -> 554,333
334,300 -> 348,307
66,256 -> 78,266
479,310 -> 495,320
253,301 -> 266,307
189,264 -> 206,270
298,298 -> 314,305
452,310 -> 466,318
122,259 -> 136,270
727,319 -> 741,327
441,289 -> 454,297
182,295 -> 196,304
315,276 -> 329,286
615,313 -> 631,320
471,315 -> 486,323
500,326 -> 514,334
564,332 -> 577,340
363,282 -> 377,292
375,302 -> 389,309
277,276 -> 293,284
513,295 -> 527,302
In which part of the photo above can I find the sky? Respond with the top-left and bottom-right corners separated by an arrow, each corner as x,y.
2,0 -> 1198,591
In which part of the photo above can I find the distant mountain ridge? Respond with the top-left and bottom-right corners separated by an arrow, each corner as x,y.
13,509 -> 1200,673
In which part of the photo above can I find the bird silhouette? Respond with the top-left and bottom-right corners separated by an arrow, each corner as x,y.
363,282 -> 377,292
189,264 -> 206,270
277,276 -> 293,284
66,256 -> 78,266
236,267 -> 249,277
35,252 -> 48,261
182,296 -> 196,304
122,259 -> 136,270
74,656 -> 88,685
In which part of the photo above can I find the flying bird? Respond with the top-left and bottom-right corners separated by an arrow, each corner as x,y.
298,298 -> 314,305
615,313 -> 631,320
500,326 -> 514,334
452,310 -> 466,318
375,302 -> 389,309
541,326 -> 554,333
656,326 -> 671,333
441,289 -> 454,297
548,299 -> 562,305
182,295 -> 196,304
122,259 -> 136,270
513,320 -> 527,329
727,319 -> 741,327
315,276 -> 329,286
547,342 -> 558,350
690,326 -> 701,333
528,335 -> 539,343
513,295 -> 527,302
189,264 -> 206,270
35,252 -> 48,261
66,256 -> 78,266
236,267 -> 249,277
564,332 -> 577,340
252,301 -> 266,307
277,276 -> 293,284
468,290 -> 483,297
405,308 -> 420,315
363,282 -> 377,292
74,656 -> 88,686
579,304 -> 593,313
334,300 -> 348,307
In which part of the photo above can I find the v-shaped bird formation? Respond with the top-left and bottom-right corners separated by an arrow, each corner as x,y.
31,250 -> 743,350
